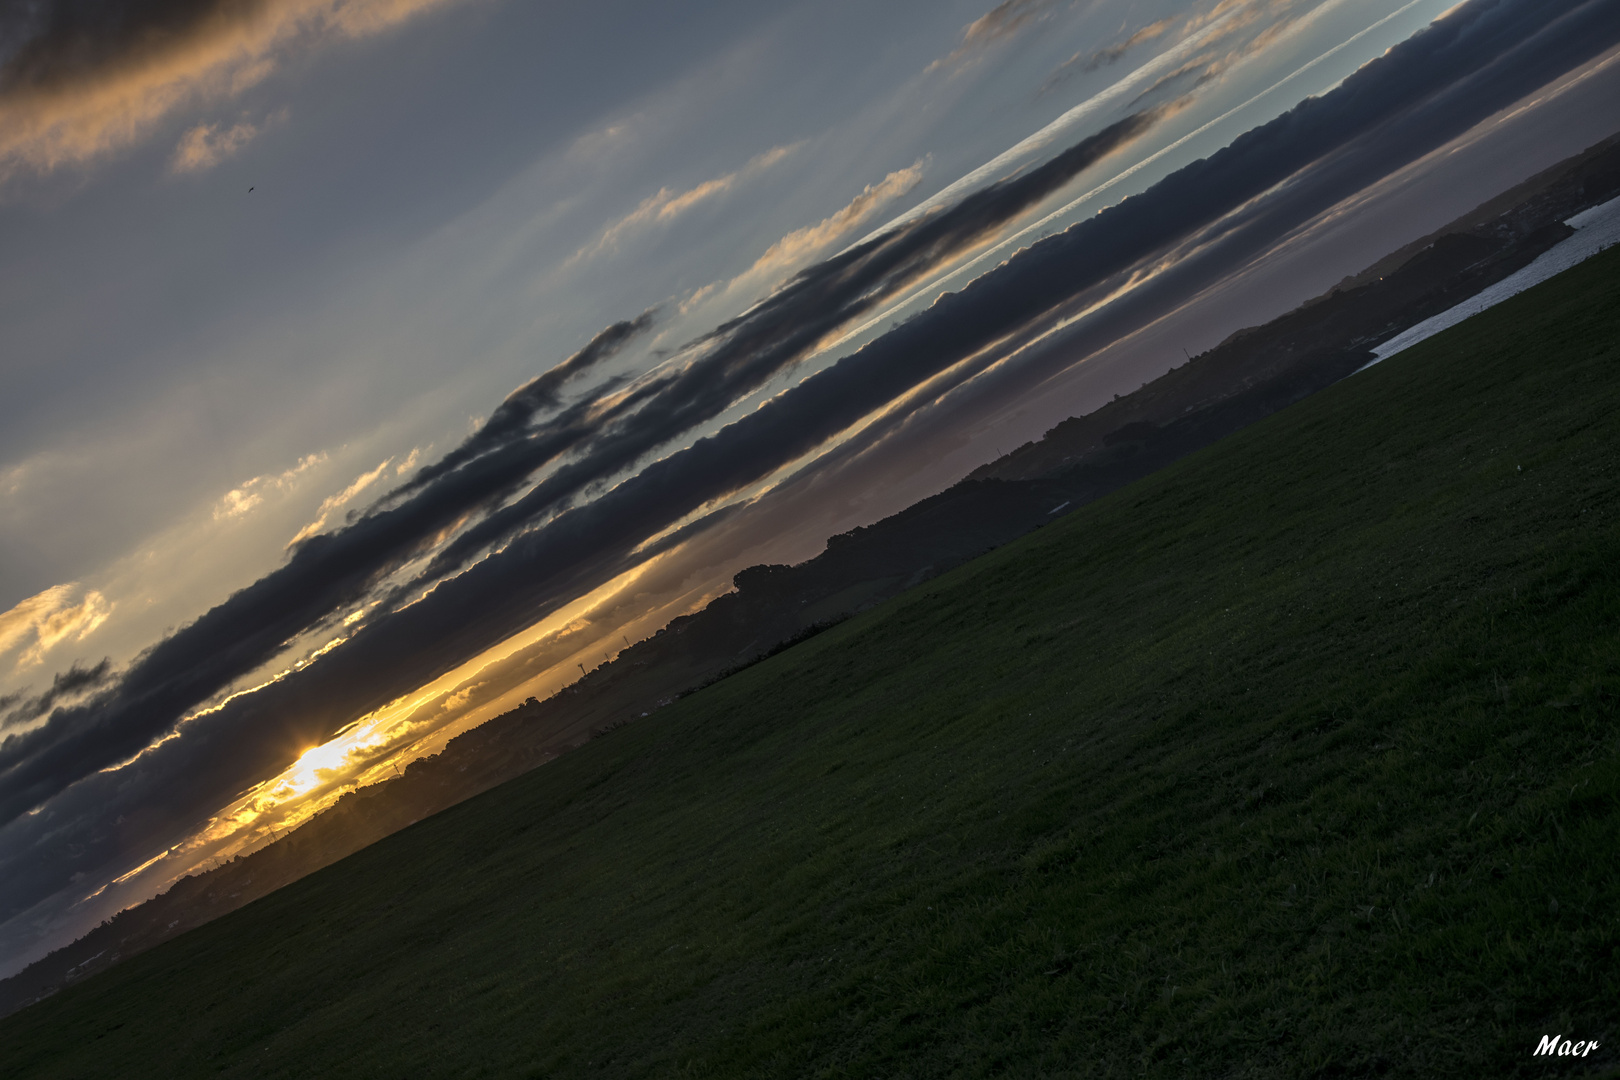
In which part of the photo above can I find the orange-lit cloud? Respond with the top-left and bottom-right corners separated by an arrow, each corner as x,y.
1184,0 -> 1279,37
168,549 -> 679,865
0,0 -> 467,181
171,106 -> 288,172
288,456 -> 394,547
1043,17 -> 1178,91
682,158 -> 929,315
571,142 -> 803,263
744,160 -> 928,280
928,0 -> 1059,74
212,452 -> 326,522
0,583 -> 112,670
172,119 -> 260,173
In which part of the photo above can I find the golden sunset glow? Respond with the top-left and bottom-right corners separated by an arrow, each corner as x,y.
285,741 -> 351,798
142,546 -> 694,880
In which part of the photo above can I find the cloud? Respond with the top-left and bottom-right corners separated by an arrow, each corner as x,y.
212,452 -> 326,522
886,4 -> 1253,239
566,117 -> 639,162
0,0 -> 466,180
0,659 -> 111,733
735,160 -> 929,286
928,0 -> 1059,73
680,158 -> 929,317
170,105 -> 286,172
172,119 -> 259,173
0,316 -> 663,828
1183,0 -> 1279,37
1041,0 -> 1301,100
287,457 -> 397,549
380,310 -> 658,503
0,106 -> 1161,846
1127,16 -> 1298,107
570,144 -> 803,263
0,584 -> 111,671
6,0 -> 1620,974
0,587 -> 72,658
957,0 -> 1055,47
428,0 -> 1620,623
1046,17 -> 1178,87
411,112 -> 1163,585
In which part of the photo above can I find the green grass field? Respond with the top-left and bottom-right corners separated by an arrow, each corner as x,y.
4,247 -> 1618,1079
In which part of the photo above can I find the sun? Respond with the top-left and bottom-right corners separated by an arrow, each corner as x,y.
284,741 -> 351,798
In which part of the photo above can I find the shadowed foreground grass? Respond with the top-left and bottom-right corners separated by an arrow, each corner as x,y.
3,249 -> 1619,1078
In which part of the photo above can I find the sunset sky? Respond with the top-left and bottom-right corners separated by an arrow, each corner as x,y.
3,0 -> 1619,978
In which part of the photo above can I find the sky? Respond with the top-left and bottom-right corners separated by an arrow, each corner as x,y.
2,0 -> 1619,978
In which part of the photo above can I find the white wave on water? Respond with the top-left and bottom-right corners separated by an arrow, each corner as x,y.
1359,193 -> 1620,370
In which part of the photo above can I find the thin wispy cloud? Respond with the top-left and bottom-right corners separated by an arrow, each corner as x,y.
1184,0 -> 1288,37
0,584 -> 111,671
571,143 -> 803,264
566,117 -> 639,163
1043,17 -> 1178,93
212,453 -> 327,523
414,113 -> 1163,587
1129,15 -> 1301,106
288,458 -> 397,549
684,159 -> 930,315
872,3 -> 1254,243
927,0 -> 1060,74
172,120 -> 260,173
746,160 -> 929,279
382,310 -> 658,503
170,107 -> 287,173
1042,0 -> 1310,100
0,0 -> 466,180
0,659 -> 111,734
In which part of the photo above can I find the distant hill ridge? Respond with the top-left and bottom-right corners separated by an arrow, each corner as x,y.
970,129 -> 1620,484
3,128 -> 1618,1020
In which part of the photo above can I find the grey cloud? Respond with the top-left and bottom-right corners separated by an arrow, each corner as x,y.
410,109 -> 1166,583
399,0 -> 1620,709
931,0 -> 1058,69
793,0 -> 1620,512
1045,16 -> 1178,88
46,657 -> 109,696
0,0 -> 220,91
5,0 -> 1619,957
304,0 -> 1620,745
958,0 -> 1055,47
0,108 -> 1168,935
0,0 -> 461,175
0,325 -> 660,827
0,658 -> 110,732
0,106 -> 1160,832
379,309 -> 657,504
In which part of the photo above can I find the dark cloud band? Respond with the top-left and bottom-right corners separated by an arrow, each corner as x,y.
0,106 -> 1162,833
379,310 -> 658,505
1,0 -> 242,92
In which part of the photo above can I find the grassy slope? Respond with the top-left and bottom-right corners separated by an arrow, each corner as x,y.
3,249 -> 1618,1079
